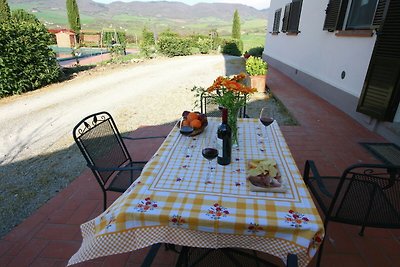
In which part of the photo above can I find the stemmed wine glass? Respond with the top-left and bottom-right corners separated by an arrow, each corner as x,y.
180,117 -> 194,157
259,107 -> 275,141
202,147 -> 218,183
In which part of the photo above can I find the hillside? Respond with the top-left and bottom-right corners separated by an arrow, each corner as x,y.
8,0 -> 268,36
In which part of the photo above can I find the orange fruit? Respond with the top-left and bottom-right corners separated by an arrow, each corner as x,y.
190,119 -> 202,129
187,112 -> 199,122
181,120 -> 190,127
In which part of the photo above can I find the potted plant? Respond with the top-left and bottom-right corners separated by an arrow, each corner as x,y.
245,56 -> 268,93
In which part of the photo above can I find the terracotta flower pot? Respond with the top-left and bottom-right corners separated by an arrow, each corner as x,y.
250,75 -> 266,93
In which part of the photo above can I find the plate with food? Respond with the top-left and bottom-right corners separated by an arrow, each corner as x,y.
178,111 -> 208,136
247,158 -> 288,193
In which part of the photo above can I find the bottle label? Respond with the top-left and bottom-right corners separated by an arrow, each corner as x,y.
217,137 -> 223,157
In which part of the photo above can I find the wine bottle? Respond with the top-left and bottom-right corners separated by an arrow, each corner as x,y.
217,107 -> 232,165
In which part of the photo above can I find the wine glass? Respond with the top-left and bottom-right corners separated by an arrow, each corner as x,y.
202,147 -> 218,183
259,107 -> 275,140
180,117 -> 194,157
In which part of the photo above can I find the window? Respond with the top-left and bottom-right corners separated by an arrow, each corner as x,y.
323,0 -> 387,32
272,8 -> 282,33
282,0 -> 303,34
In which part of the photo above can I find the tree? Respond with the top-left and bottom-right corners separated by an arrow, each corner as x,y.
0,16 -> 60,97
0,0 -> 11,23
66,0 -> 81,33
231,9 -> 241,39
12,9 -> 40,24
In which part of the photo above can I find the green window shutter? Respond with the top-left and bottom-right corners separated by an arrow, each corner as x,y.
273,8 -> 282,33
357,0 -> 400,121
282,4 -> 291,33
288,0 -> 303,33
323,0 -> 348,31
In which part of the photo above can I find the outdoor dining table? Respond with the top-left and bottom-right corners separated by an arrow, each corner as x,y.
68,118 -> 324,266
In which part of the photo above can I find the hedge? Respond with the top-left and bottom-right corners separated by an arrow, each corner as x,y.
221,38 -> 243,56
157,35 -> 192,57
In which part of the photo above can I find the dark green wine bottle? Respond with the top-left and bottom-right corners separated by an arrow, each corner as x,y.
217,107 -> 231,165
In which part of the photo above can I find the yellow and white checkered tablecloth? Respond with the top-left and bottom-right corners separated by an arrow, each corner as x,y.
68,118 -> 324,266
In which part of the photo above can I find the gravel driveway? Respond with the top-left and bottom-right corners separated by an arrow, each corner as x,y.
0,55 -> 248,237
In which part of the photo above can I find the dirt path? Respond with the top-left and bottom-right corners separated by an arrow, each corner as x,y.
0,55 -> 245,166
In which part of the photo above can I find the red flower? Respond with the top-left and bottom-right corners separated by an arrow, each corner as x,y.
146,201 -> 151,205
223,210 -> 229,214
171,218 -> 177,223
214,203 -> 219,207
289,210 -> 294,214
315,236 -> 322,242
303,217 -> 309,221
152,204 -> 158,207
145,197 -> 151,201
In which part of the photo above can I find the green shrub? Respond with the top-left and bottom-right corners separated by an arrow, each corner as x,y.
0,19 -> 60,97
157,35 -> 192,57
245,56 -> 268,76
102,31 -> 126,48
196,37 -> 212,54
248,46 -> 264,57
221,38 -> 243,56
159,29 -> 178,38
139,27 -> 156,58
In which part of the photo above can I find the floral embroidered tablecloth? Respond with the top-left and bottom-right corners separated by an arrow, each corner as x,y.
68,118 -> 324,266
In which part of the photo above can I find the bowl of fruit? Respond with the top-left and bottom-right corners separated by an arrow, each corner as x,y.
178,111 -> 208,136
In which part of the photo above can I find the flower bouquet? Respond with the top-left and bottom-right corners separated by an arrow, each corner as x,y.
193,72 -> 256,146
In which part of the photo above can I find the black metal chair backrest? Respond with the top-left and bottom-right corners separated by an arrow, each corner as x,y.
328,164 -> 400,230
73,111 -> 132,187
200,91 -> 247,118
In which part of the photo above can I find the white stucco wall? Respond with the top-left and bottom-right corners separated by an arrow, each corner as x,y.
264,0 -> 377,98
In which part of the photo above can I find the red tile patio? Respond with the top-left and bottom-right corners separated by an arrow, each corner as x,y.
0,67 -> 399,267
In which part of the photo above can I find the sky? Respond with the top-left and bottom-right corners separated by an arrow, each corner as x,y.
92,0 -> 270,10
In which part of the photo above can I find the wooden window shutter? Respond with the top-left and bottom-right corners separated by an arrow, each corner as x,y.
372,0 -> 389,30
273,8 -> 282,33
288,0 -> 303,33
357,0 -> 400,121
282,4 -> 291,33
323,0 -> 348,31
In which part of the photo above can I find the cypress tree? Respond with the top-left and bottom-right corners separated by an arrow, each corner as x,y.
66,0 -> 81,33
0,0 -> 11,23
231,9 -> 241,39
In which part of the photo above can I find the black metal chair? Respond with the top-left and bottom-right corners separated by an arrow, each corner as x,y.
73,111 -> 166,211
303,160 -> 400,266
200,91 -> 248,118
175,247 -> 298,267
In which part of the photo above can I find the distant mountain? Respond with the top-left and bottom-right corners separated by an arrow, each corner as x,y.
8,0 -> 267,35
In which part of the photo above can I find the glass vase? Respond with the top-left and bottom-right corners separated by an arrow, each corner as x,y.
228,107 -> 239,148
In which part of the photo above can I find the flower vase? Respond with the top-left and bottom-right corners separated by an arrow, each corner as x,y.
228,108 -> 239,148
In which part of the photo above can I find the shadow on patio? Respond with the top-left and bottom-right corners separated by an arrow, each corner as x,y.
0,67 -> 399,267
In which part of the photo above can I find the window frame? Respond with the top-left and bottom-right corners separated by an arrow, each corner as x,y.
281,0 -> 303,34
323,0 -> 388,32
272,8 -> 282,34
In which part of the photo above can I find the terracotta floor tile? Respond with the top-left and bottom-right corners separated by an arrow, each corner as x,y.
7,238 -> 48,267
101,252 -> 130,267
39,240 -> 81,260
34,223 -> 81,241
0,239 -> 12,257
30,257 -> 59,267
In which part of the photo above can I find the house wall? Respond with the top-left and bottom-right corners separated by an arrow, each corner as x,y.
264,0 -> 376,98
56,32 -> 75,48
264,0 -> 400,145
